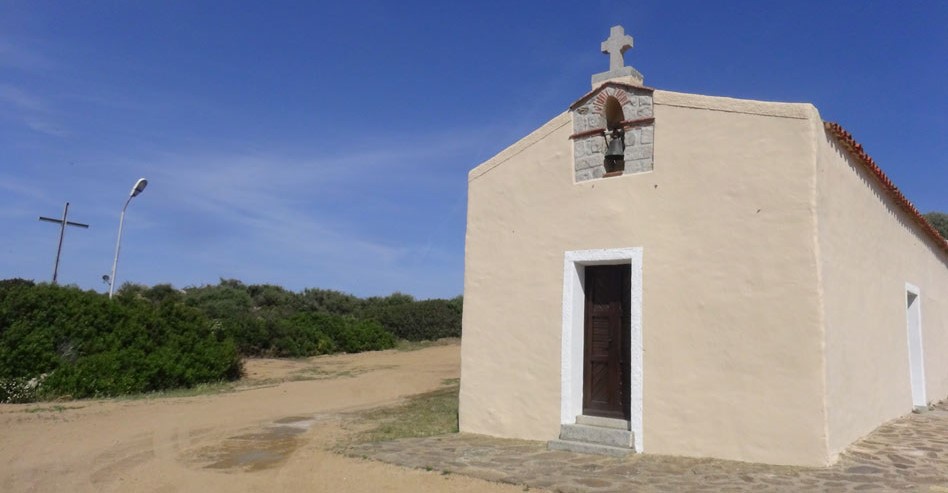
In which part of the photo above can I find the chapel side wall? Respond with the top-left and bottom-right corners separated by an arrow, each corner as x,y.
461,93 -> 831,466
816,129 -> 948,458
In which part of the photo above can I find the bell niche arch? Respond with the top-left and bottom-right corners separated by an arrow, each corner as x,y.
603,96 -> 626,176
569,83 -> 655,182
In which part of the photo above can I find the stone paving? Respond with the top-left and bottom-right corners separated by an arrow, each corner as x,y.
347,401 -> 948,492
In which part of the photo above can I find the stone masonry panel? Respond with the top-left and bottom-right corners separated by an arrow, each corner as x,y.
572,85 -> 654,182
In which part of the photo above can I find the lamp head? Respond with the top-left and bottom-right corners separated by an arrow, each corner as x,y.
130,178 -> 148,197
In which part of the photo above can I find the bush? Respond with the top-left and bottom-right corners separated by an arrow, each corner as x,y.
924,212 -> 948,240
316,314 -> 396,353
0,278 -> 461,402
270,315 -> 335,357
0,374 -> 44,403
182,280 -> 254,320
298,288 -> 363,316
268,312 -> 395,357
0,283 -> 241,402
365,299 -> 462,341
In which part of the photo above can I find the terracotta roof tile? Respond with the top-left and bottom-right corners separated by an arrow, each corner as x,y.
823,121 -> 948,261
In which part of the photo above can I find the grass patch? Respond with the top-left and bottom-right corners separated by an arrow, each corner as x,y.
116,381 -> 237,401
288,365 -> 393,382
350,378 -> 459,443
394,337 -> 460,352
11,381 -> 238,405
284,366 -> 336,382
22,404 -> 84,413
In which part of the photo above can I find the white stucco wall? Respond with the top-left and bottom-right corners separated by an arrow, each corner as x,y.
460,90 -> 832,466
815,127 -> 948,459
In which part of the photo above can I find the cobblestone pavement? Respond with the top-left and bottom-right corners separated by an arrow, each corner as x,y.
347,401 -> 948,492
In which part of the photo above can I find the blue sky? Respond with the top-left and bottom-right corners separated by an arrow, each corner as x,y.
1,1 -> 945,299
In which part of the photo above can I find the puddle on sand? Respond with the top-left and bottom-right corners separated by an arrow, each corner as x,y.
231,426 -> 306,441
215,449 -> 286,469
274,416 -> 319,430
200,415 -> 323,471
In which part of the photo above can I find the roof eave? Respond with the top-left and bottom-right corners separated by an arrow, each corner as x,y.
823,121 -> 948,261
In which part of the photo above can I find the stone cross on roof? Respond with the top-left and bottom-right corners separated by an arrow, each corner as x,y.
601,25 -> 634,72
591,25 -> 644,88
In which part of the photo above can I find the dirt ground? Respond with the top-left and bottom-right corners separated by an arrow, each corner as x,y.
0,342 -> 527,492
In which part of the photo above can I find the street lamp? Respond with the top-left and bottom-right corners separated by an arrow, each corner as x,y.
108,178 -> 148,299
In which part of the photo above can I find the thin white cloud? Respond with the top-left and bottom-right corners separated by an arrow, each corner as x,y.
0,122 -> 491,296
148,151 -> 407,249
0,40 -> 55,71
146,125 -> 491,204
126,131 -> 479,295
25,118 -> 69,137
0,83 -> 68,137
0,84 -> 47,112
0,174 -> 51,202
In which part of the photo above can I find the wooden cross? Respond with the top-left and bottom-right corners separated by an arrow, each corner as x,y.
39,202 -> 89,284
601,25 -> 634,72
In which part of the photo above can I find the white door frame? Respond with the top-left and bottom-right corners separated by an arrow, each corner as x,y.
561,247 -> 643,451
905,282 -> 926,410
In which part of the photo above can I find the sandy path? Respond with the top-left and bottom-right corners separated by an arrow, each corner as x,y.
0,343 -> 526,492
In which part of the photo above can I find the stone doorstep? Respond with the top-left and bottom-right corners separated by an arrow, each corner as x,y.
548,439 -> 633,458
560,423 -> 634,449
575,415 -> 630,430
548,416 -> 636,457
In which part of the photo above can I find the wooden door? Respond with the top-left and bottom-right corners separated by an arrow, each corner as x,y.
583,264 -> 631,420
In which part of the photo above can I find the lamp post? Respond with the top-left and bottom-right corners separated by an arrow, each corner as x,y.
108,178 -> 148,299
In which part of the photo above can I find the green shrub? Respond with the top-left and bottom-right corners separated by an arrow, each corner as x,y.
298,288 -> 363,316
270,312 -> 395,357
364,299 -> 461,341
182,280 -> 254,320
0,278 -> 460,402
0,375 -> 44,403
0,282 -> 241,402
318,314 -> 396,353
924,212 -> 948,240
174,280 -> 461,352
271,315 -> 334,357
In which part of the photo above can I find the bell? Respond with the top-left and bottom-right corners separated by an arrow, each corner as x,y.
605,133 -> 625,159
